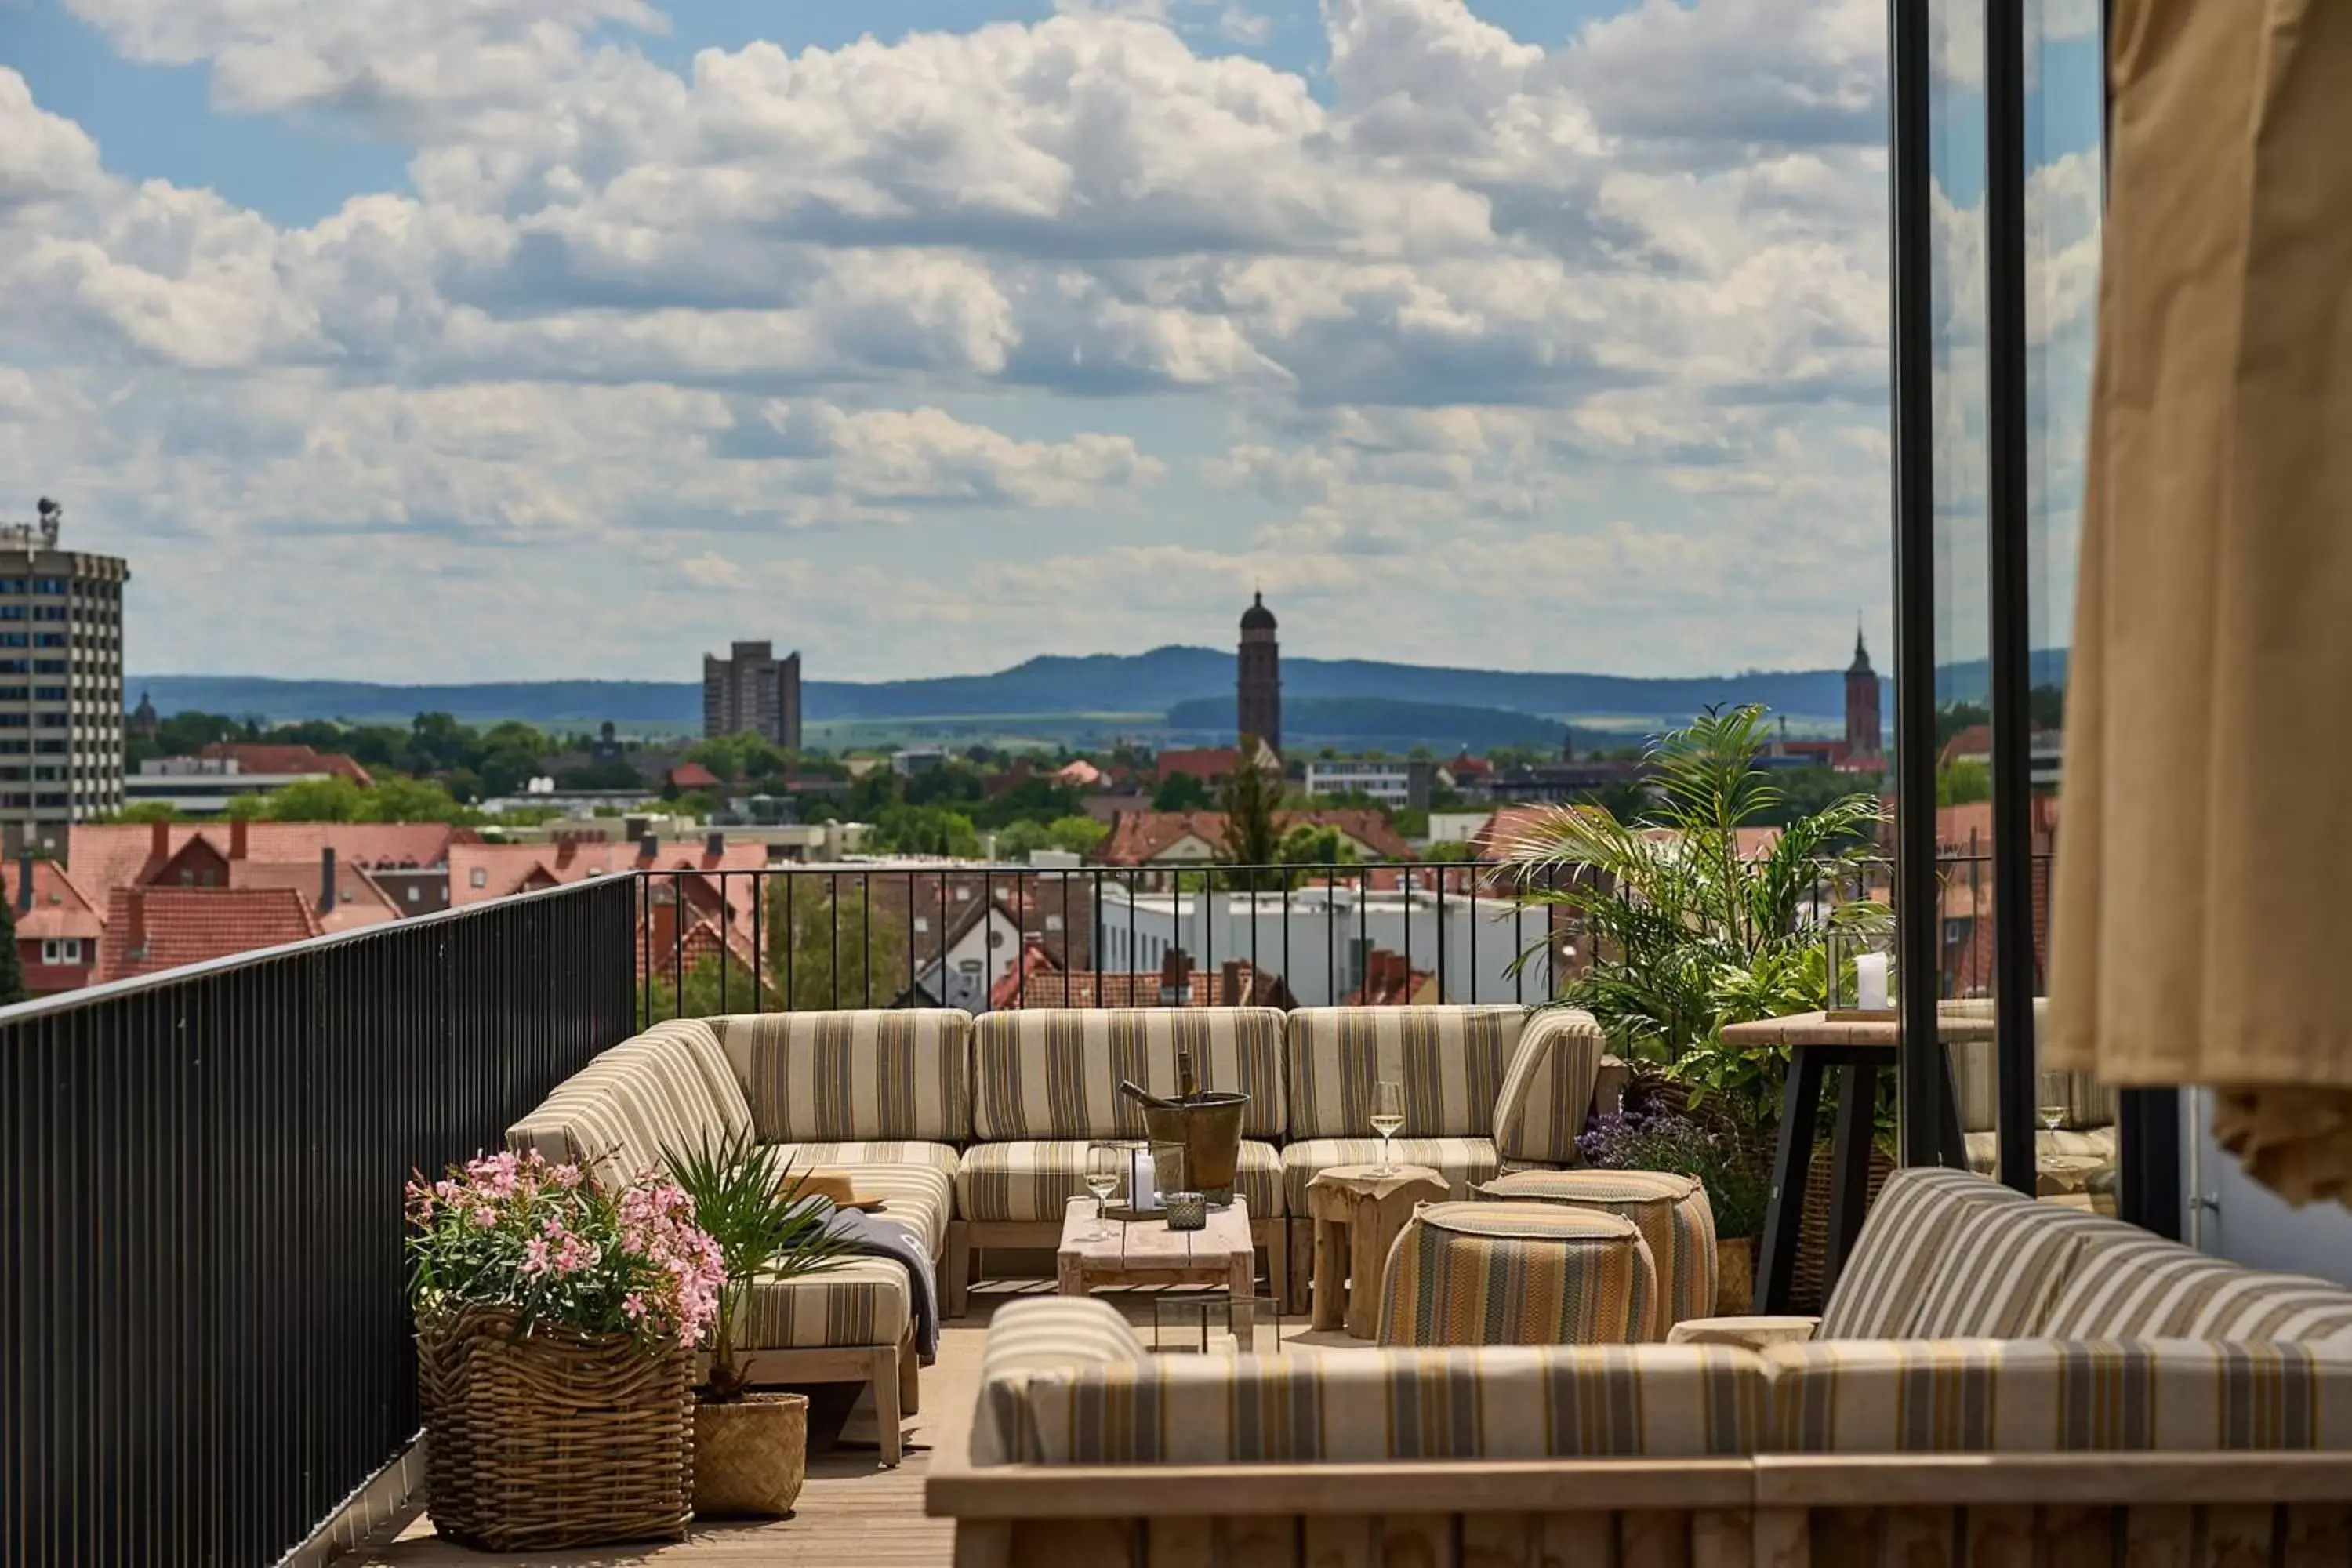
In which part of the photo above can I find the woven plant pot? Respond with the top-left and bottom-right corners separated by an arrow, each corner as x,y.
1713,1236 -> 1755,1316
416,1308 -> 693,1552
694,1393 -> 809,1519
1789,1142 -> 1896,1313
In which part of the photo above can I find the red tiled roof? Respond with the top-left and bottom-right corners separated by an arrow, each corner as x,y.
227,859 -> 401,935
1347,948 -> 1436,1007
67,822 -> 474,899
448,838 -> 765,908
993,946 -> 1293,1009
1156,748 -> 1240,784
198,742 -> 375,788
2,858 -> 104,941
95,887 -> 321,984
669,762 -> 722,790
1094,809 -> 1415,867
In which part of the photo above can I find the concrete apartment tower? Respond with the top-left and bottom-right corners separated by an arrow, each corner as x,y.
0,499 -> 130,855
702,641 -> 803,749
1846,626 -> 1882,759
1236,592 -> 1281,754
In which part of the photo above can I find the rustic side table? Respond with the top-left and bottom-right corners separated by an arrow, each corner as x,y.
1305,1163 -> 1449,1338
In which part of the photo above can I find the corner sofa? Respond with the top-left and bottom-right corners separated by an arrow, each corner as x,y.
940,1167 -> 2352,1566
504,1002 -> 1614,1458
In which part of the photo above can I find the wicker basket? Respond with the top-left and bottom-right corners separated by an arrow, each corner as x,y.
416,1307 -> 694,1552
695,1393 -> 809,1518
1788,1142 -> 1896,1313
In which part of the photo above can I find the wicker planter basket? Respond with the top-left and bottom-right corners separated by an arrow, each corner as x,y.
1789,1142 -> 1896,1313
416,1307 -> 693,1552
695,1393 -> 810,1518
1712,1236 -> 1755,1316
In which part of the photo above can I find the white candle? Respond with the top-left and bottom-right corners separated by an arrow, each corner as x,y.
1130,1149 -> 1156,1212
1856,952 -> 1890,1011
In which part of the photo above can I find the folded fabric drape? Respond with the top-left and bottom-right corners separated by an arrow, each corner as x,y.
2046,0 -> 2352,1204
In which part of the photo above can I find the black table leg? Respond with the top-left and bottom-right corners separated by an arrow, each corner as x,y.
1824,1063 -> 1878,1296
1755,1045 -> 1826,1314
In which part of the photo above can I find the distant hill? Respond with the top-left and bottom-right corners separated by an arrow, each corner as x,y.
129,648 -> 2063,740
1163,695 -> 1570,753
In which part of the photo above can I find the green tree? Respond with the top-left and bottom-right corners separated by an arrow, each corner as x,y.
869,804 -> 982,858
1152,771 -> 1213,811
996,815 -> 1109,859
0,890 -> 25,1006
1499,704 -> 1889,1071
1218,741 -> 1283,878
778,880 -> 909,1011
108,801 -> 181,824
1276,822 -> 1358,868
1937,757 -> 1992,806
261,776 -> 366,822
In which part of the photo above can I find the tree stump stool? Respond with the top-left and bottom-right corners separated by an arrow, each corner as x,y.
1306,1163 -> 1449,1339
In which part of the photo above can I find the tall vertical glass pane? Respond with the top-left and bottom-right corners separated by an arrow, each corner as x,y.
2027,2 -> 2108,1204
1926,0 -> 1996,1170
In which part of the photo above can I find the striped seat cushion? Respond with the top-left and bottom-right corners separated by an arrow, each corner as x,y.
1285,1006 -> 1525,1140
2045,1232 -> 2352,1345
707,1010 -> 972,1143
971,1009 -> 1287,1142
1962,1125 -> 2118,1176
1818,1167 -> 2033,1339
505,1020 -> 753,1188
1903,1197 -> 2115,1340
971,1298 -> 1151,1466
1281,1136 -> 1499,1214
737,1256 -> 909,1353
956,1138 -> 1283,1221
990,1341 -> 1764,1464
1763,1338 -> 2352,1452
1377,1201 -> 1657,1349
1478,1168 -> 1717,1338
1491,1007 -> 1607,1165
772,1139 -> 960,1180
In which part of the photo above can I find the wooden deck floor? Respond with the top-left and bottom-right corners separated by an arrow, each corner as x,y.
347,1286 -> 1348,1568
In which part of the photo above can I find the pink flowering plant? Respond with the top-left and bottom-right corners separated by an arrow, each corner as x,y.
405,1149 -> 724,1350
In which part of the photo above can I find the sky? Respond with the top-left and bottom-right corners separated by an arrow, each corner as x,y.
0,0 -> 2102,685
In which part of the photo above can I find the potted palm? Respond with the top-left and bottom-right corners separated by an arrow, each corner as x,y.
665,1129 -> 853,1518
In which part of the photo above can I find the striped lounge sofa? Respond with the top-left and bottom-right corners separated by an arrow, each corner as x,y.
940,1167 -> 2352,1567
506,1010 -> 974,1466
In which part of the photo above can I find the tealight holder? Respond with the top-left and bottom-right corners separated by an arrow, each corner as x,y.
1163,1190 -> 1208,1232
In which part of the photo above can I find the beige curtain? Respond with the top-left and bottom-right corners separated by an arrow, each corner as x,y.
2046,0 -> 2352,1204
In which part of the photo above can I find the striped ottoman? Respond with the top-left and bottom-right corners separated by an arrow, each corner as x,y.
1375,1201 -> 1657,1348
1477,1169 -> 1718,1339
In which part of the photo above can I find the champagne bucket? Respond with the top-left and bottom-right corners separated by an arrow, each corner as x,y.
1139,1093 -> 1248,1206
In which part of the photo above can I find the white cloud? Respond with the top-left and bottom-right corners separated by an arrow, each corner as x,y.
0,0 -> 2107,681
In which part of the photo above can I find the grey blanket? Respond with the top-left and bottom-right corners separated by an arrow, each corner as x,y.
821,1205 -> 940,1365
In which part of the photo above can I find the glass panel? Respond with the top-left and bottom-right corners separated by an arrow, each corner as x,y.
2025,0 -> 2111,1214
1927,0 -> 1997,1178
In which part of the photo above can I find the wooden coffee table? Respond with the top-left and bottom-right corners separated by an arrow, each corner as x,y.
1056,1196 -> 1259,1341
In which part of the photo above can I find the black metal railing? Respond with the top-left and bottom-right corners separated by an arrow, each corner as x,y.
2,874 -> 638,1568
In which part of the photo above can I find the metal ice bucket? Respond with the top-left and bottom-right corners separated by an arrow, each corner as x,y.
1138,1092 -> 1248,1206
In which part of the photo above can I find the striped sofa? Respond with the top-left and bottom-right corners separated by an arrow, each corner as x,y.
943,1170 -> 2352,1566
506,1009 -> 975,1466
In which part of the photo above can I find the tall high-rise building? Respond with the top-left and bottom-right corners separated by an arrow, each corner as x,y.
1846,626 -> 1882,758
0,499 -> 129,853
702,640 -> 802,749
1236,592 -> 1281,753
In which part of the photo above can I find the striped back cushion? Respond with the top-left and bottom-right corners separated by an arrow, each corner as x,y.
1946,1006 -> 2113,1132
971,1297 -> 1149,1466
2045,1232 -> 2352,1345
1491,1007 -> 1605,1165
1904,1198 -> 2109,1339
1763,1338 -> 2352,1453
706,1009 -> 971,1143
505,1020 -> 752,1187
971,1009 -> 1286,1141
1479,1168 -> 1716,1337
1378,1201 -> 1656,1348
1286,1006 -> 1524,1140
997,1342 -> 1765,1464
1819,1167 -> 2032,1339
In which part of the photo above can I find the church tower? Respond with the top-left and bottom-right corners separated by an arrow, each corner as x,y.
1845,626 -> 1882,758
1236,592 -> 1282,754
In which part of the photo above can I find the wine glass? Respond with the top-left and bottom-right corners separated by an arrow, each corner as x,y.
2037,1072 -> 2070,1134
1369,1080 -> 1405,1175
1083,1143 -> 1125,1241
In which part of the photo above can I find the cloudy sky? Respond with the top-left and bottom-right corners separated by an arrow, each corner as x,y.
0,0 -> 2099,684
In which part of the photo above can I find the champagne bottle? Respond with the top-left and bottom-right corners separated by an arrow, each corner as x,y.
1177,1048 -> 1199,1104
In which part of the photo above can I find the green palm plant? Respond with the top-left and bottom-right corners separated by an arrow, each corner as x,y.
662,1128 -> 855,1403
1499,705 -> 1889,1093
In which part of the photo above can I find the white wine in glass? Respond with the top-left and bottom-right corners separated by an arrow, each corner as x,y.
1370,1080 -> 1405,1175
2037,1071 -> 2069,1133
1083,1144 -> 1124,1241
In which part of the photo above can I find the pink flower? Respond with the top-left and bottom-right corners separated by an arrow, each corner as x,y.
471,1207 -> 497,1229
521,1236 -> 551,1276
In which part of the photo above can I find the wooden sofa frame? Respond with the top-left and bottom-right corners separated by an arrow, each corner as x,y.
930,1450 -> 2352,1566
720,1323 -> 919,1467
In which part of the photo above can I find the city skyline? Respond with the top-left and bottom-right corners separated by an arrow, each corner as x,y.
1,0 -> 2098,684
